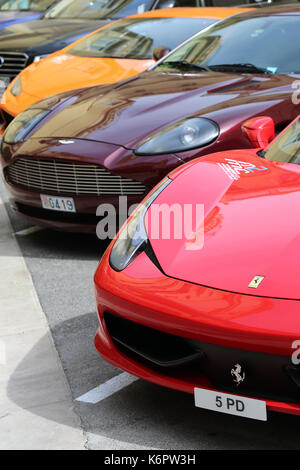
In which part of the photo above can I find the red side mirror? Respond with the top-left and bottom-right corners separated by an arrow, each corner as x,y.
242,116 -> 275,149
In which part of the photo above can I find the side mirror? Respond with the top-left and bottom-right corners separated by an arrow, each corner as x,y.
156,0 -> 175,9
152,46 -> 170,62
242,116 -> 275,149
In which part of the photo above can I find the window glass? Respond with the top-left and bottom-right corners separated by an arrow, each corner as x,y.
45,0 -> 154,20
0,0 -> 54,10
156,0 -> 197,7
265,119 -> 300,165
160,15 -> 300,75
69,17 -> 216,59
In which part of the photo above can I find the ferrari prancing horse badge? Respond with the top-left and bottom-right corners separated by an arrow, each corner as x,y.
248,276 -> 265,289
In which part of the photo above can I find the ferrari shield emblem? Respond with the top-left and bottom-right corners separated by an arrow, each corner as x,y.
248,276 -> 265,289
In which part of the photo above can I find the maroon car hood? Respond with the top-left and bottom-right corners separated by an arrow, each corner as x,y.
32,70 -> 295,149
146,150 -> 300,300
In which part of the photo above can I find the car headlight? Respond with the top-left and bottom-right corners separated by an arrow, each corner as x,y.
33,55 -> 48,63
10,76 -> 22,97
135,118 -> 219,156
3,108 -> 50,145
110,178 -> 171,271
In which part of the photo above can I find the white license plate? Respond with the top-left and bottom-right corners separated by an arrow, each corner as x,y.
41,194 -> 76,213
194,388 -> 267,421
0,77 -> 10,98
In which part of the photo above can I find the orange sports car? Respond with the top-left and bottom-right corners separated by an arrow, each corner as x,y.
0,6 -> 248,126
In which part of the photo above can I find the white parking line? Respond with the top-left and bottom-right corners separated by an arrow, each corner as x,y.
76,372 -> 139,404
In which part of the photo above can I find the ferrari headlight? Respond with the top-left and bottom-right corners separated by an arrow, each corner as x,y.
10,76 -> 22,97
135,118 -> 219,156
3,108 -> 50,145
110,178 -> 171,271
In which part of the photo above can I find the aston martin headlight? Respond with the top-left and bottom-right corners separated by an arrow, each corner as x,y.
3,108 -> 50,145
10,76 -> 22,97
135,118 -> 219,156
110,178 -> 171,271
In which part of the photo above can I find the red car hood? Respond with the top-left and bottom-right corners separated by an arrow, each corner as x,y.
146,150 -> 300,300
32,70 -> 295,149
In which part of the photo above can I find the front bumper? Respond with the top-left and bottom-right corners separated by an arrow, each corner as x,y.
94,248 -> 300,416
1,138 -> 181,232
5,185 -> 144,233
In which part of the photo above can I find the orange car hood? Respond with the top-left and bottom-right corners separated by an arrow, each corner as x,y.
21,53 -> 154,98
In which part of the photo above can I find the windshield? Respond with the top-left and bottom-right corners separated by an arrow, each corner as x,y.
68,17 -> 216,59
45,0 -> 154,20
159,14 -> 300,75
0,0 -> 54,10
265,119 -> 300,165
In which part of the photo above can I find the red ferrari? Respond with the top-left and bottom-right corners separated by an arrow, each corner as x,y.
94,115 -> 300,421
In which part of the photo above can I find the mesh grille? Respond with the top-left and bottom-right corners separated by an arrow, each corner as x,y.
6,158 -> 146,196
0,52 -> 29,78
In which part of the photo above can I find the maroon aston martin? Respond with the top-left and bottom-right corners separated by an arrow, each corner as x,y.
1,4 -> 300,232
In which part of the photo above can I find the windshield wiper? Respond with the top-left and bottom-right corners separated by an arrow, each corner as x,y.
159,61 -> 211,72
257,150 -> 266,158
209,63 -> 272,75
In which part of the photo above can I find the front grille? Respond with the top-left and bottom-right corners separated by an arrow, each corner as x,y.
104,312 -> 300,404
6,158 -> 146,196
0,52 -> 29,78
105,312 -> 203,368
